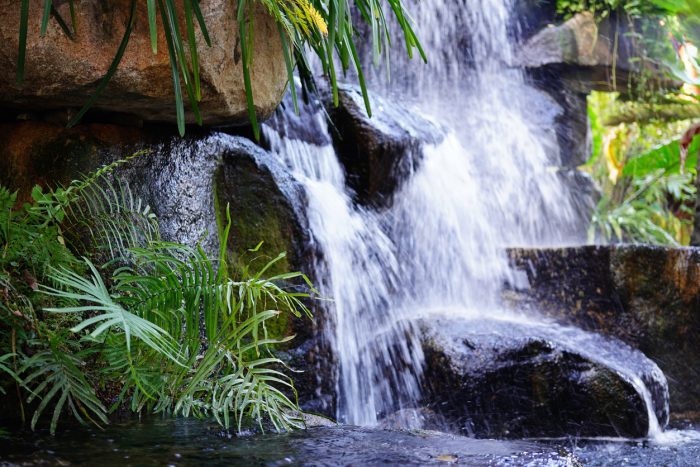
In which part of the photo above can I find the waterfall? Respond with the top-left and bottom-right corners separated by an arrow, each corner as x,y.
263,0 -> 667,434
265,105 -> 424,424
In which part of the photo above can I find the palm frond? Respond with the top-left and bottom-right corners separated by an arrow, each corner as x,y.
0,353 -> 21,395
42,260 -> 182,364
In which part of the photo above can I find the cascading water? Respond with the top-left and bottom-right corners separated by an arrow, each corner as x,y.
265,104 -> 424,425
265,0 -> 669,435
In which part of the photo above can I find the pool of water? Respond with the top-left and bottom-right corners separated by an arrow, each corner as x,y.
1,417 -> 699,466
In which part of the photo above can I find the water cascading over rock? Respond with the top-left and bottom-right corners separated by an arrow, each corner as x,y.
262,0 -> 671,438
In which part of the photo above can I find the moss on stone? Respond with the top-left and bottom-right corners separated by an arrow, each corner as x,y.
213,162 -> 301,342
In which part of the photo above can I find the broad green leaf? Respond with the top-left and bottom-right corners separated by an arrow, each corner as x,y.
623,137 -> 700,177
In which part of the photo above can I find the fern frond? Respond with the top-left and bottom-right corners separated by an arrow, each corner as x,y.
20,340 -> 108,434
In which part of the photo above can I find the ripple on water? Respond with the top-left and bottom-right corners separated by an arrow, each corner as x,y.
2,418 -> 700,466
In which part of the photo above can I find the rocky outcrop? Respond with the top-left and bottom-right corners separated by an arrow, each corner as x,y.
516,12 -> 644,92
505,245 -> 700,417
0,0 -> 286,125
420,316 -> 668,438
0,121 -> 309,269
520,11 -> 669,170
517,12 -> 610,69
324,85 -> 444,207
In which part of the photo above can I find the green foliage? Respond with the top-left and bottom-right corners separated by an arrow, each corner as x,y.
556,0 -> 665,19
585,92 -> 698,245
1,156 -> 314,434
589,173 -> 696,244
21,337 -> 109,434
623,137 -> 699,177
649,0 -> 700,41
580,0 -> 700,244
15,1 -> 423,138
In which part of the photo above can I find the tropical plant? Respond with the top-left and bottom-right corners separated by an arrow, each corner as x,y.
1,155 -> 315,434
15,0 -> 424,138
556,0 -> 666,19
585,91 -> 698,245
573,0 -> 700,245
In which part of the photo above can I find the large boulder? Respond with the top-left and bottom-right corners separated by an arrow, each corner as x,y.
324,85 -> 444,207
505,245 -> 700,417
420,316 -> 668,438
0,119 -> 332,417
0,121 -> 308,268
515,12 -> 644,92
0,0 -> 286,125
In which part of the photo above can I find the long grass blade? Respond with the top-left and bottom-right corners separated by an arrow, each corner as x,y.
147,0 -> 158,54
157,0 -> 186,136
277,23 -> 298,114
163,0 -> 202,124
17,0 -> 29,83
191,0 -> 212,46
68,0 -> 77,34
40,0 -> 53,37
66,0 -> 137,128
50,5 -> 75,40
184,0 -> 202,101
238,0 -> 260,140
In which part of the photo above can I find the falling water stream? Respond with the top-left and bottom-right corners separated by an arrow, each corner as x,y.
263,0 -> 672,438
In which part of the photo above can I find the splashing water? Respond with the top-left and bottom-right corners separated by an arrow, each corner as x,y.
263,0 -> 668,434
265,111 -> 424,424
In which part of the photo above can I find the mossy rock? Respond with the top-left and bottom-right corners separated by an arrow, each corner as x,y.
214,138 -> 314,341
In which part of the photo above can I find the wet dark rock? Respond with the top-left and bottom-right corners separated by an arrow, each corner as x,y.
512,0 -> 557,42
213,136 -> 311,277
324,84 -> 444,207
527,69 -> 592,168
420,317 -> 665,438
0,122 -> 310,272
279,334 -> 337,418
505,245 -> 700,417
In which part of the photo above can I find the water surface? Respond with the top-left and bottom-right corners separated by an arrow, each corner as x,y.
2,417 -> 699,466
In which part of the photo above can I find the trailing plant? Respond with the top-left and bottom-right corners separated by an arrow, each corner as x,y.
15,0 -> 424,138
1,156 -> 314,434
